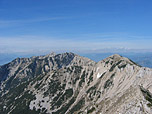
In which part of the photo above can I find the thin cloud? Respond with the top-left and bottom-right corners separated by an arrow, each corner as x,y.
72,32 -> 152,42
0,16 -> 69,27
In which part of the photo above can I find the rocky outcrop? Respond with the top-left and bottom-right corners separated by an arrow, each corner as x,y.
0,52 -> 152,114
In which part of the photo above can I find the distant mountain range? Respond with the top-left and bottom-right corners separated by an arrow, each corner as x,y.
0,52 -> 152,114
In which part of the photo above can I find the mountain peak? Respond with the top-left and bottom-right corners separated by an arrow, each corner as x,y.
108,54 -> 123,61
103,54 -> 140,66
44,52 -> 56,57
48,52 -> 56,56
110,54 -> 122,58
0,52 -> 150,114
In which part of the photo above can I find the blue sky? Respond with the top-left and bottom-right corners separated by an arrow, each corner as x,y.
0,0 -> 152,54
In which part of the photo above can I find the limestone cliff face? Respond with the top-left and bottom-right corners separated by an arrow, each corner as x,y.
0,53 -> 152,114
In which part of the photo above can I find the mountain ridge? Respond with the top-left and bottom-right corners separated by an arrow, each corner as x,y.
0,52 -> 152,114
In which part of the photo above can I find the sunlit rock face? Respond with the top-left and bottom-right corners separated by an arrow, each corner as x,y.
0,52 -> 152,114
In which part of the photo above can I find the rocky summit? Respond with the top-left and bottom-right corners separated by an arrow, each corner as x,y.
0,52 -> 152,114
